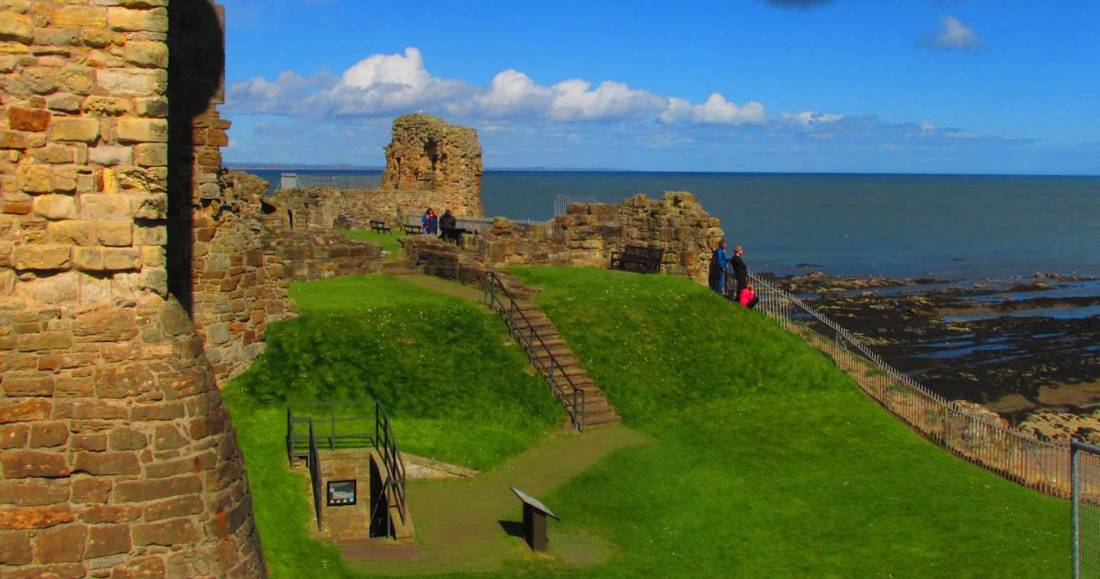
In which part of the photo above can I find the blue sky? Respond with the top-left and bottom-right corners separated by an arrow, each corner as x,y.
220,0 -> 1099,174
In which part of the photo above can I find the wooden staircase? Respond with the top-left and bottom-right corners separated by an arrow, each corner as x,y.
484,272 -> 620,430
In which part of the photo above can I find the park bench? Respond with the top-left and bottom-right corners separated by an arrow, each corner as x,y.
369,220 -> 392,234
402,224 -> 421,235
609,245 -> 664,274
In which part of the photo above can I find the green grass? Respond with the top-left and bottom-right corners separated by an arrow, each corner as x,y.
223,274 -> 561,578
494,266 -> 1069,577
344,229 -> 403,259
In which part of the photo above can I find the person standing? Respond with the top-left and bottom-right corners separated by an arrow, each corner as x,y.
709,240 -> 730,295
730,245 -> 748,299
427,209 -> 439,235
438,209 -> 457,243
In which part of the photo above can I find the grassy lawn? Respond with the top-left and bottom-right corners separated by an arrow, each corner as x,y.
223,274 -> 561,578
344,229 -> 403,260
227,268 -> 1069,578
494,267 -> 1068,577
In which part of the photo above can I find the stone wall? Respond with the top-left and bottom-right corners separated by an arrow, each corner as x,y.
381,113 -> 482,217
404,191 -> 723,284
190,172 -> 296,384
0,1 -> 264,576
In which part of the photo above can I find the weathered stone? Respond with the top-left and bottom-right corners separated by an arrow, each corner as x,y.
0,530 -> 33,564
80,194 -> 130,219
8,107 -> 50,132
101,247 -> 140,270
0,13 -> 33,44
123,40 -> 166,68
133,143 -> 166,167
71,479 -> 110,504
58,65 -> 95,95
116,118 -> 167,143
85,525 -> 130,559
133,97 -> 167,118
108,428 -> 146,451
82,95 -> 130,116
28,422 -> 68,447
14,245 -> 71,270
132,518 -> 199,547
2,375 -> 54,396
52,6 -> 107,28
0,450 -> 70,478
0,424 -> 28,449
78,505 -> 141,525
46,94 -> 82,113
0,506 -> 73,530
94,364 -> 153,398
114,475 -> 201,503
153,425 -> 188,450
95,68 -> 166,96
0,398 -> 51,423
33,523 -> 86,563
88,145 -> 132,166
17,164 -> 51,193
48,117 -> 99,143
107,7 -> 168,33
33,194 -> 77,220
143,496 -> 202,522
72,452 -> 140,476
0,479 -> 69,508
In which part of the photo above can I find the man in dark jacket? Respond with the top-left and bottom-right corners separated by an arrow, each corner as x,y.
438,209 -> 458,243
709,240 -> 729,295
730,245 -> 748,298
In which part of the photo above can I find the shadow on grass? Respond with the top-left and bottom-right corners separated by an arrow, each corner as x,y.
497,520 -> 525,538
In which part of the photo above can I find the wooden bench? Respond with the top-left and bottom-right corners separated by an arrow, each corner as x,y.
610,245 -> 664,274
402,224 -> 421,235
369,220 -> 392,234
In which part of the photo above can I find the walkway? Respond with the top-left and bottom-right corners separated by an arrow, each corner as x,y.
351,423 -> 648,575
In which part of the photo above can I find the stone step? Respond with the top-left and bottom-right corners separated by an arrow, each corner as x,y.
579,408 -> 621,426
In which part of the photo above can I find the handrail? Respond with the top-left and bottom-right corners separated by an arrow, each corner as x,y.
483,270 -> 586,431
307,418 -> 323,529
375,400 -> 407,529
745,271 -> 1075,497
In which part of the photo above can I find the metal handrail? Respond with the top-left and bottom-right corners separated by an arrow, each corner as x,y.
483,270 -> 586,431
375,400 -> 407,527
746,271 -> 1074,497
307,419 -> 323,529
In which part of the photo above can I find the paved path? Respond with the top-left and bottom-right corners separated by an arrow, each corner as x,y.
354,423 -> 647,575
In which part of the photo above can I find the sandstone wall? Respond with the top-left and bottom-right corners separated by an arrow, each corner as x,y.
190,172 -> 295,384
267,186 -> 474,231
0,1 -> 264,576
380,113 -> 483,217
412,191 -> 723,284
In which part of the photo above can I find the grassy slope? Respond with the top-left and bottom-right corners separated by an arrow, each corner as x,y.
502,267 -> 1067,577
223,275 -> 561,578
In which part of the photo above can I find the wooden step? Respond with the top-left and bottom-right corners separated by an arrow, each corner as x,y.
583,409 -> 622,426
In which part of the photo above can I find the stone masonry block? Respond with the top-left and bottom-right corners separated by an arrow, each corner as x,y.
16,165 -> 51,193
52,6 -> 108,28
72,247 -> 103,271
94,220 -> 132,246
123,40 -> 166,68
79,194 -> 130,219
88,145 -> 132,166
8,107 -> 50,132
95,69 -> 166,96
14,245 -> 71,271
101,248 -> 140,271
48,221 -> 94,245
107,7 -> 168,33
0,13 -> 33,44
32,195 -> 77,220
48,118 -> 99,144
133,143 -> 166,167
117,118 -> 167,143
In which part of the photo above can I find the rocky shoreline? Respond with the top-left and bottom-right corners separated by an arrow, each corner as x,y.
765,271 -> 1100,442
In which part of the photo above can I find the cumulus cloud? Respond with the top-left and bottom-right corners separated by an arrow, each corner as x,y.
229,47 -> 758,128
926,15 -> 983,51
661,93 -> 765,126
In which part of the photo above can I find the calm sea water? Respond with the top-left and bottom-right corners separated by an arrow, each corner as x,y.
246,170 -> 1100,281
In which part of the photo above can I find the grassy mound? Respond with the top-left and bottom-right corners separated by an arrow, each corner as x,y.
344,230 -> 402,259
223,275 -> 561,578
500,267 -> 1068,577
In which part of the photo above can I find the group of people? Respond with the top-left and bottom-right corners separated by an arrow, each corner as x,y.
709,240 -> 758,309
420,207 -> 462,244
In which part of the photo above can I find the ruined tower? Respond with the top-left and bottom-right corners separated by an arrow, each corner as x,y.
380,113 -> 484,217
0,1 -> 265,576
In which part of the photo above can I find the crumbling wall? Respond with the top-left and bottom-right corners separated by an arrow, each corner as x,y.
0,2 -> 264,576
191,172 -> 296,383
380,113 -> 483,217
410,191 -> 723,284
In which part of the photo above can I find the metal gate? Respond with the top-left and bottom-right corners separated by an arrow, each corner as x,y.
1073,440 -> 1100,578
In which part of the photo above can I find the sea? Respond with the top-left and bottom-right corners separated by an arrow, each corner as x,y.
245,169 -> 1100,282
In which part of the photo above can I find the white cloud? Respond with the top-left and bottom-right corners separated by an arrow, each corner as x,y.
315,47 -> 472,115
660,93 -> 765,126
548,79 -> 665,121
782,110 -> 844,127
476,70 -> 553,117
928,15 -> 983,51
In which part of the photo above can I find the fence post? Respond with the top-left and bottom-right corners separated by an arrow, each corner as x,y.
1073,443 -> 1081,579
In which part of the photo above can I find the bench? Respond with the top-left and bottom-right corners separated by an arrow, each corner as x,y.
369,220 -> 392,234
610,245 -> 664,274
402,224 -> 421,235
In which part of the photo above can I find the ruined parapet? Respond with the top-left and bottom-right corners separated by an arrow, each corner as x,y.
447,192 -> 724,283
191,172 -> 296,383
0,2 -> 264,576
381,114 -> 484,217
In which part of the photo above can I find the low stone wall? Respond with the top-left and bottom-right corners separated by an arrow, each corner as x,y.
403,191 -> 724,285
266,186 -> 480,233
266,231 -> 383,281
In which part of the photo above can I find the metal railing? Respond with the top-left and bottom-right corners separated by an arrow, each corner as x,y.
483,270 -> 586,431
1073,440 -> 1100,578
554,193 -> 598,217
307,419 -> 323,529
747,271 -> 1087,498
279,172 -> 380,191
375,400 -> 407,531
